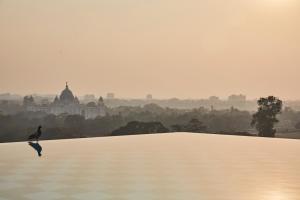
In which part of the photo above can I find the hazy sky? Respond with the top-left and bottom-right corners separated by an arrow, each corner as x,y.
0,0 -> 300,99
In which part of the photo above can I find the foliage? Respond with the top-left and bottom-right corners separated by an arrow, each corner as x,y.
295,122 -> 300,130
111,121 -> 169,136
0,102 -> 291,142
171,118 -> 207,133
251,96 -> 282,137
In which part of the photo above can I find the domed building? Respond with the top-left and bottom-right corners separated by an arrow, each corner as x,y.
50,83 -> 82,115
60,85 -> 74,102
23,83 -> 107,119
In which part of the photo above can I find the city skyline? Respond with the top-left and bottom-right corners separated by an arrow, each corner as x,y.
0,88 -> 299,101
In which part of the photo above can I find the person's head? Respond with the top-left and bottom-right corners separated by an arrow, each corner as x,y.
38,125 -> 42,129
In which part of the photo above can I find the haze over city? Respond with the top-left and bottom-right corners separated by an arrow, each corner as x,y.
1,0 -> 300,99
1,1 -> 300,199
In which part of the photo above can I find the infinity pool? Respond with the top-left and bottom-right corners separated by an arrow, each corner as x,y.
0,133 -> 299,200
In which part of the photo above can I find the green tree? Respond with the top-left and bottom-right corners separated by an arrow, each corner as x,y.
251,96 -> 282,137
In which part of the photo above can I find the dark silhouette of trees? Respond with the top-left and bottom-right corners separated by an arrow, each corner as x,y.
64,115 -> 85,129
171,124 -> 183,132
171,118 -> 207,133
112,121 -> 169,136
184,119 -> 207,132
3,100 -> 298,142
64,115 -> 85,137
295,122 -> 300,130
251,96 -> 282,137
43,114 -> 58,128
0,106 -> 254,142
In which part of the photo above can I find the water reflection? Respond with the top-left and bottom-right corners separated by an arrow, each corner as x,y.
28,142 -> 42,157
262,190 -> 291,200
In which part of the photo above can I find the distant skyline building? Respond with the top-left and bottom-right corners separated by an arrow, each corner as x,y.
23,83 -> 106,119
209,96 -> 220,102
107,93 -> 115,99
83,94 -> 96,102
228,94 -> 247,102
146,94 -> 153,100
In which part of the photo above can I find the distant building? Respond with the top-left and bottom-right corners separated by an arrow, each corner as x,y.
23,95 -> 36,111
209,96 -> 220,101
228,94 -> 246,102
83,97 -> 106,119
107,93 -> 115,99
41,99 -> 50,105
23,83 -> 106,119
50,83 -> 82,115
83,94 -> 96,102
146,94 -> 153,100
0,93 -> 22,101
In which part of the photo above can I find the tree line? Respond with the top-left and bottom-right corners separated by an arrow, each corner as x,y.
0,96 -> 299,142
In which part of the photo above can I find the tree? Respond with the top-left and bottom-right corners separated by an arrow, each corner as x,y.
111,121 -> 169,136
295,122 -> 300,130
64,115 -> 85,137
183,118 -> 207,132
64,115 -> 85,129
171,119 -> 207,133
43,114 -> 57,128
171,124 -> 182,132
251,96 -> 282,137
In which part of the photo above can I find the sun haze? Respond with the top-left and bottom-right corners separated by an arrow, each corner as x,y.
0,0 -> 299,99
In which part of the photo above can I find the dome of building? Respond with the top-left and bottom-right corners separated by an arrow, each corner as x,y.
60,83 -> 75,102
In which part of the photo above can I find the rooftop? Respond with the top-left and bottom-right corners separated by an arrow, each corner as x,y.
0,133 -> 300,199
